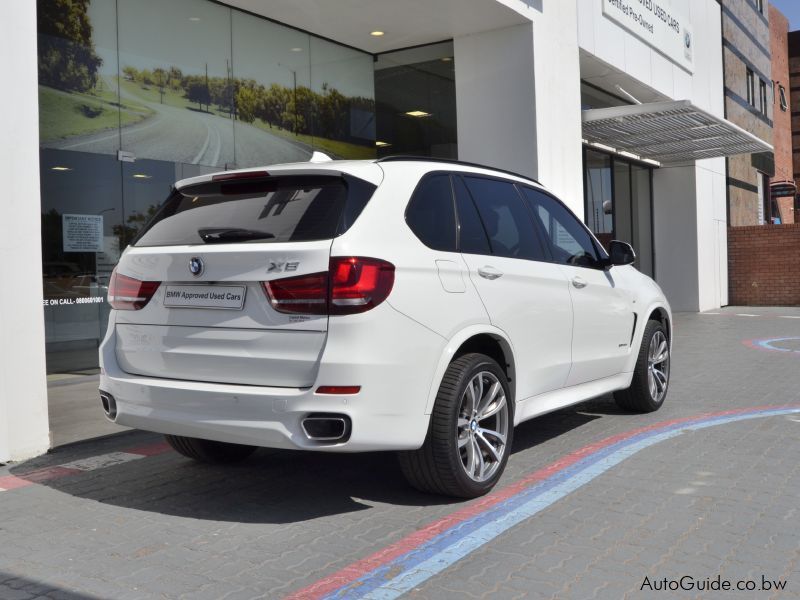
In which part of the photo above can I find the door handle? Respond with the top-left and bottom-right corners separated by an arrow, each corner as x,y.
478,266 -> 503,280
571,276 -> 587,289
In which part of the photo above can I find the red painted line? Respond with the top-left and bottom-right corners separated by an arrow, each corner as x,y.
0,475 -> 35,491
17,466 -> 82,483
0,440 -> 174,494
742,339 -> 776,352
127,441 -> 172,456
285,405 -> 771,600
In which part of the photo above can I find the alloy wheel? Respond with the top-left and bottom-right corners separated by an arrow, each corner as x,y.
647,330 -> 670,403
456,371 -> 509,482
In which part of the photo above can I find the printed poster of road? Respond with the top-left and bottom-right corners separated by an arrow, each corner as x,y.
37,0 -> 376,168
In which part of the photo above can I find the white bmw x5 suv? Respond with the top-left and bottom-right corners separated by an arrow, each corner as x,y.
100,156 -> 671,498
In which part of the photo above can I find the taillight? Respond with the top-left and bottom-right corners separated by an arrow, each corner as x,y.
108,269 -> 160,310
262,272 -> 328,315
262,257 -> 394,316
329,256 -> 394,315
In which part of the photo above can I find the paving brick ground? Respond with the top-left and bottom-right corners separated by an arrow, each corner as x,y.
1,306 -> 800,599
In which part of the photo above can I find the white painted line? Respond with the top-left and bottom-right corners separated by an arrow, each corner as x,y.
210,120 -> 222,166
60,114 -> 162,149
779,316 -> 800,319
735,314 -> 760,317
60,452 -> 144,472
192,121 -> 212,165
701,312 -> 721,315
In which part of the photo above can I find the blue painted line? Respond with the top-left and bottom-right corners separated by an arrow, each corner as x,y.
756,338 -> 800,353
329,413 -> 743,598
324,407 -> 800,600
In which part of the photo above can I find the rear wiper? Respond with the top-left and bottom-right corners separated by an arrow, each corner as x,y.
198,228 -> 275,244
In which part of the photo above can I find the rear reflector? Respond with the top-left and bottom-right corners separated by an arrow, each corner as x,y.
108,269 -> 160,310
262,257 -> 394,316
211,170 -> 269,182
315,386 -> 361,395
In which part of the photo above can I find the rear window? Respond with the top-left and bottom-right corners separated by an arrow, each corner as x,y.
133,174 -> 375,247
405,174 -> 457,252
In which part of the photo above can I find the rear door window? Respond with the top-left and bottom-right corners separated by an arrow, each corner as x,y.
405,174 -> 458,252
134,175 -> 374,247
462,176 -> 547,261
453,176 -> 491,255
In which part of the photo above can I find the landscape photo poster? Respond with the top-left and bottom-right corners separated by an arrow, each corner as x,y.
37,0 -> 376,169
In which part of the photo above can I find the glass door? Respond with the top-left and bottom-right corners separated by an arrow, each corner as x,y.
583,148 -> 654,277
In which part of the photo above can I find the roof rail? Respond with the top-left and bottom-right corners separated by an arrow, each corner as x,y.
375,155 -> 541,185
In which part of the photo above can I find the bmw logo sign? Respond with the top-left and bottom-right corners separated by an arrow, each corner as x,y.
684,31 -> 692,50
188,256 -> 204,277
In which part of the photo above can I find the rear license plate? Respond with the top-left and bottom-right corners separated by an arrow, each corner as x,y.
163,285 -> 246,310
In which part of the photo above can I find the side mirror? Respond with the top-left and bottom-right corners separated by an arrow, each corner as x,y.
608,240 -> 636,267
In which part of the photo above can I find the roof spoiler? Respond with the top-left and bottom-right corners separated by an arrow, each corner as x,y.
309,151 -> 333,163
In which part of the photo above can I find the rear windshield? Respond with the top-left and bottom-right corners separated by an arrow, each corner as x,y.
133,174 -> 375,247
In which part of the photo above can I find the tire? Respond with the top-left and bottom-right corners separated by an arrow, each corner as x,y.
164,434 -> 258,463
614,319 -> 670,413
398,353 -> 513,498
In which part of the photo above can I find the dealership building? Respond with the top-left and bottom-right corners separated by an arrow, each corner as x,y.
0,0 -> 774,461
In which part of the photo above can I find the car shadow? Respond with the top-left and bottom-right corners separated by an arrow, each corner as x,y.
13,398 -> 616,525
0,571 -> 103,599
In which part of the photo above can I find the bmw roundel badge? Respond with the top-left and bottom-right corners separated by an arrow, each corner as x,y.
189,256 -> 204,277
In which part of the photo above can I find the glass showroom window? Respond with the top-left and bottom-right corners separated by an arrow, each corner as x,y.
374,42 -> 457,158
36,0 -> 376,372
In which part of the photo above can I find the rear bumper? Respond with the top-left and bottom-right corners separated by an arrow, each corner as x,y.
99,304 -> 445,452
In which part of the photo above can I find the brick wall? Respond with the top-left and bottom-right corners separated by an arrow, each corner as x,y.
770,6 -> 792,182
769,5 -> 795,224
728,224 -> 800,305
722,0 -> 773,227
789,32 -> 800,223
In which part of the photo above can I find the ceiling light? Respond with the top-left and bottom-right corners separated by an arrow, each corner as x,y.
132,173 -> 151,179
370,31 -> 385,37
441,57 -> 453,62
375,140 -> 391,147
291,47 -> 303,52
51,166 -> 72,171
189,16 -> 200,21
405,110 -> 431,118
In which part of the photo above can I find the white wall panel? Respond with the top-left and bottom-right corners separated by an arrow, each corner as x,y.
455,24 -> 539,180
0,0 -> 51,461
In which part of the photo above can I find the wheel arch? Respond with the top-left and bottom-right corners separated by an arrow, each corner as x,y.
647,306 -> 671,342
621,302 -> 672,375
424,326 -> 516,415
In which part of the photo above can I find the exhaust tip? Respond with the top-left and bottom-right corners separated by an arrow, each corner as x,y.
301,413 -> 351,443
100,391 -> 117,421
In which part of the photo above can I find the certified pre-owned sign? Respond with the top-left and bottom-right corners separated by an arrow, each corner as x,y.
163,285 -> 246,310
602,0 -> 693,73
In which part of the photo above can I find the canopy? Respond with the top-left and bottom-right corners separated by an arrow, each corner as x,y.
582,100 -> 772,165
